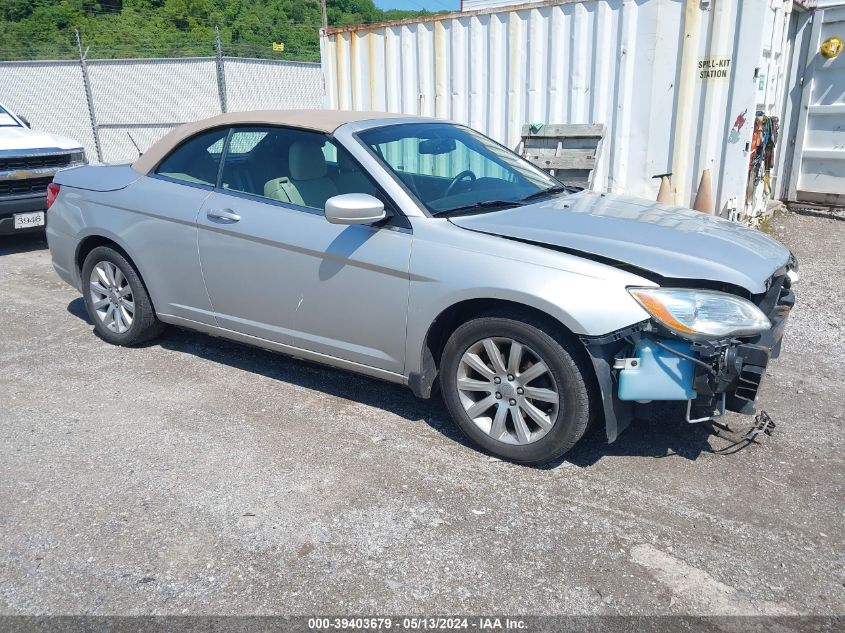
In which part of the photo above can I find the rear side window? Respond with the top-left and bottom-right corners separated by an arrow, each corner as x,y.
155,128 -> 228,187
219,126 -> 378,210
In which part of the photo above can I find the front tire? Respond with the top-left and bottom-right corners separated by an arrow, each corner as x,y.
440,313 -> 593,464
81,246 -> 164,346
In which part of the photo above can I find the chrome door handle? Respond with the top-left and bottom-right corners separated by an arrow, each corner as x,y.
207,208 -> 241,223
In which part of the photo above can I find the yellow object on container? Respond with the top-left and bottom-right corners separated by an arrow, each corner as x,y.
821,37 -> 842,60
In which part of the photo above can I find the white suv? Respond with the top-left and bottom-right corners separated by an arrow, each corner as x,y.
0,103 -> 86,235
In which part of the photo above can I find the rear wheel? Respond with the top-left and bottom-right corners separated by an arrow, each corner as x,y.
440,314 -> 593,464
81,246 -> 163,346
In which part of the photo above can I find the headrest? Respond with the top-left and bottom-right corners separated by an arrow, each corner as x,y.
337,150 -> 358,173
289,141 -> 327,181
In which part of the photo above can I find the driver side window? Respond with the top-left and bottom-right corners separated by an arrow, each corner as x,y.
371,135 -> 509,203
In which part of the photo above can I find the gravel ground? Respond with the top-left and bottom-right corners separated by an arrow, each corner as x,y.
0,209 -> 843,616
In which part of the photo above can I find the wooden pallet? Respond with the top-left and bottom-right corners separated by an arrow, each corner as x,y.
519,123 -> 605,189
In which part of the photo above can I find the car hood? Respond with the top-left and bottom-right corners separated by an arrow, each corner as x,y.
448,191 -> 790,294
0,125 -> 83,152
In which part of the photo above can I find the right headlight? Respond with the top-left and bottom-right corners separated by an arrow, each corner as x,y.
628,287 -> 771,340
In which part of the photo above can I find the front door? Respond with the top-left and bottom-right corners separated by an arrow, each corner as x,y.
197,189 -> 304,344
196,125 -> 412,374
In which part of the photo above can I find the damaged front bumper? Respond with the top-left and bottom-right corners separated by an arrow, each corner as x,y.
582,272 -> 796,443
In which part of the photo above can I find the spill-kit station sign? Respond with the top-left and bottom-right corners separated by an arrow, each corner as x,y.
698,57 -> 732,80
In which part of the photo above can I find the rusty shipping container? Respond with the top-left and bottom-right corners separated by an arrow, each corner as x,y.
321,0 -> 815,219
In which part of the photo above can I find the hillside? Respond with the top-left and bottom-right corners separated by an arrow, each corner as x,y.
0,0 -> 434,62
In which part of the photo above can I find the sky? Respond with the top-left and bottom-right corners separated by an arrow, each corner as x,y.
374,0 -> 461,12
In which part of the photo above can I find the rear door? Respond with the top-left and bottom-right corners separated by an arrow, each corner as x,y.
122,127 -> 228,326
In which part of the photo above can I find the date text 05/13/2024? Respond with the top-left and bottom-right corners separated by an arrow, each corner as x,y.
307,617 -> 528,630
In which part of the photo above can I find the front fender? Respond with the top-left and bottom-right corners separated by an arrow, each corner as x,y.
404,223 -> 653,383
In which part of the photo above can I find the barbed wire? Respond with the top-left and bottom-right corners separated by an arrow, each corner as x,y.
0,0 -> 456,63
0,27 -> 324,63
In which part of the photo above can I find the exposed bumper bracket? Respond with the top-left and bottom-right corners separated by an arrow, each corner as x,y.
686,393 -> 726,423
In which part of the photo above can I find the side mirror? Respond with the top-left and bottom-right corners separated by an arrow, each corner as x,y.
18,115 -> 31,128
324,193 -> 386,225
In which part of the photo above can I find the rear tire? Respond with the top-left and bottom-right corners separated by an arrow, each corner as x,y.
440,313 -> 593,464
81,246 -> 164,346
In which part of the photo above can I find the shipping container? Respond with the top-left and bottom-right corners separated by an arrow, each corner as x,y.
779,0 -> 845,207
461,0 -> 523,10
321,0 -> 806,219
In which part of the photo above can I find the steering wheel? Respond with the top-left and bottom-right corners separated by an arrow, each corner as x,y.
444,170 -> 476,197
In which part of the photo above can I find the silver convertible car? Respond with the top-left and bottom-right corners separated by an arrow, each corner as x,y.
46,110 -> 797,464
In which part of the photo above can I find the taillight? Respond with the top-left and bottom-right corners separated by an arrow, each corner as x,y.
46,182 -> 60,209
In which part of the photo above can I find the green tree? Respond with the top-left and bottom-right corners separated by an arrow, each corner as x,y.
0,0 -> 440,61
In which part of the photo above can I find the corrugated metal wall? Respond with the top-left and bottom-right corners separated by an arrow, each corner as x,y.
462,0 -> 524,10
757,2 -> 793,116
321,0 -> 790,215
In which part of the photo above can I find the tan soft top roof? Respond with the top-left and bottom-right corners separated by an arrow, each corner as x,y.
132,109 -> 410,174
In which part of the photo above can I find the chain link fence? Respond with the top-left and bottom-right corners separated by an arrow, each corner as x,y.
0,31 -> 323,164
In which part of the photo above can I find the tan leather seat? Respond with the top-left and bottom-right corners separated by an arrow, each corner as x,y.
264,141 -> 338,208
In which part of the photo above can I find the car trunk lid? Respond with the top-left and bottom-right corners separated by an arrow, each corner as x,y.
52,164 -> 141,192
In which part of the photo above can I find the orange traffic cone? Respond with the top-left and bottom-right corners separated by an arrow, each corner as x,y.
654,173 -> 672,203
693,169 -> 714,214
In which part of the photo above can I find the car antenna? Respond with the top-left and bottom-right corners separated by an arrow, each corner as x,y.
127,132 -> 142,157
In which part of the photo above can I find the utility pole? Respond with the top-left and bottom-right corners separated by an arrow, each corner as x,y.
320,0 -> 328,30
75,29 -> 103,163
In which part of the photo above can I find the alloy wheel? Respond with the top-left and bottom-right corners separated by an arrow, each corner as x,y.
89,261 -> 135,334
456,337 -> 560,445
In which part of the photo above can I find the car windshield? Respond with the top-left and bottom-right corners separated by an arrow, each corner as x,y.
0,105 -> 21,128
357,123 -> 568,216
